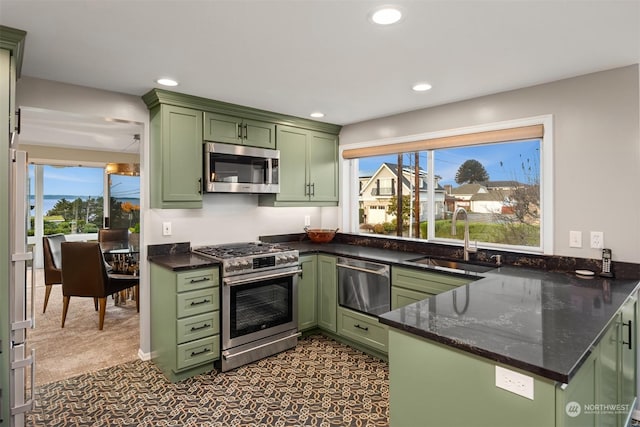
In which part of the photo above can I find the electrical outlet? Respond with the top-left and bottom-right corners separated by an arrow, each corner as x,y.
304,215 -> 311,226
590,231 -> 604,249
162,222 -> 172,236
495,366 -> 534,400
569,231 -> 582,248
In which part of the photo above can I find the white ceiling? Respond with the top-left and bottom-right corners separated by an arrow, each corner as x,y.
1,0 -> 639,152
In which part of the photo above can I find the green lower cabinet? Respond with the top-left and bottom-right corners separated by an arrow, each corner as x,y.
388,294 -> 638,427
317,254 -> 337,332
297,255 -> 318,331
389,329 -> 557,427
150,264 -> 220,382
391,266 -> 472,309
337,307 -> 388,354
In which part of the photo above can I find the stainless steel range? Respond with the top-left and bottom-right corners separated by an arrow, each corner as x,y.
192,242 -> 300,372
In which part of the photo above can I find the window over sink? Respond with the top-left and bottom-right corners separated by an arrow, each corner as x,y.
341,116 -> 553,254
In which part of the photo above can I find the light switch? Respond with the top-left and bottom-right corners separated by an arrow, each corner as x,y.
162,222 -> 172,236
569,231 -> 582,248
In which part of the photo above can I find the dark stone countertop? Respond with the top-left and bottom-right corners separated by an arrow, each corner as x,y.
147,242 -> 220,271
280,240 -> 640,383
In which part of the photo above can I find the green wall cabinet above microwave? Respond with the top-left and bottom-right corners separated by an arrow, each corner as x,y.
203,112 -> 276,149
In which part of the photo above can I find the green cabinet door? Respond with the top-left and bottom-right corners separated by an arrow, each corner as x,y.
297,255 -> 318,331
308,131 -> 338,202
261,125 -> 339,206
620,296 -> 637,419
203,112 -> 241,144
203,112 -> 276,149
276,125 -> 309,202
243,118 -> 276,149
317,254 -> 337,333
150,104 -> 203,208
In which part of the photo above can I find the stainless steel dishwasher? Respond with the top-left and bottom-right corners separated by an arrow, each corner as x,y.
336,257 -> 390,316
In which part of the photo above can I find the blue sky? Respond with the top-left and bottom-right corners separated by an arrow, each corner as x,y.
29,165 -> 140,199
358,139 -> 540,187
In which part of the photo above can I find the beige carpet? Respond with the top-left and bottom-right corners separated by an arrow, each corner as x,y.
27,268 -> 140,386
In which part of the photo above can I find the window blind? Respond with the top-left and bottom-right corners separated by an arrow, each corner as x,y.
342,124 -> 544,159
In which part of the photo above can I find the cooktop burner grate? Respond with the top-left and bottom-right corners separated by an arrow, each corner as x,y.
193,241 -> 291,259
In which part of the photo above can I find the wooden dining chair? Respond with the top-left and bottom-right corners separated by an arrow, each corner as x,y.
42,234 -> 66,313
60,241 -> 139,330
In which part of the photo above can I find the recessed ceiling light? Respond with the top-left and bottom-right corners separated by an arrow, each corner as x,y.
370,6 -> 402,25
310,112 -> 325,118
412,82 -> 432,92
156,78 -> 179,87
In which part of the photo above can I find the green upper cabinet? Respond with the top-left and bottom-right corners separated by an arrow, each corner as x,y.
143,89 -> 341,209
149,104 -> 203,208
203,112 -> 276,149
260,125 -> 339,206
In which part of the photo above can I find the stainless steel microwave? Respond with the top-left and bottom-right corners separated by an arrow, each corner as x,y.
204,142 -> 280,194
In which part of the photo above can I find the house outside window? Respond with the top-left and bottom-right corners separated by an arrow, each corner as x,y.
344,117 -> 553,253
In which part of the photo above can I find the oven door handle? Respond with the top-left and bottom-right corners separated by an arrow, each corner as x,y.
223,269 -> 302,286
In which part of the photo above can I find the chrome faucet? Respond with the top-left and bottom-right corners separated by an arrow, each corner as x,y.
451,207 -> 477,261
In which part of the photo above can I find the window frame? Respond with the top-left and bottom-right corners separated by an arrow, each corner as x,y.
340,115 -> 554,255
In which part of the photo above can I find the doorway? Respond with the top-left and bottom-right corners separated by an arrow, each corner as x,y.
18,107 -> 143,386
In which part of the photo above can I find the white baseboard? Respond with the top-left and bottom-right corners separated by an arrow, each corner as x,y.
137,348 -> 152,361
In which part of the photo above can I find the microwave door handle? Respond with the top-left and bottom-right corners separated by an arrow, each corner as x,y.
267,159 -> 272,185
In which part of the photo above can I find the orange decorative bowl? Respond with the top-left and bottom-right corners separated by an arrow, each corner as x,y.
304,227 -> 338,243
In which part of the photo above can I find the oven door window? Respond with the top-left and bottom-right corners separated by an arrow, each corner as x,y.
209,153 -> 269,185
229,276 -> 293,339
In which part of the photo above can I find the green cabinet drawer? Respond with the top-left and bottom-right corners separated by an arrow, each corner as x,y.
337,307 -> 388,353
392,266 -> 470,295
176,335 -> 219,371
177,288 -> 219,318
176,312 -> 219,345
177,268 -> 218,293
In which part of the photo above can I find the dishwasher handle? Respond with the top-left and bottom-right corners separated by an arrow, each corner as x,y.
336,259 -> 389,276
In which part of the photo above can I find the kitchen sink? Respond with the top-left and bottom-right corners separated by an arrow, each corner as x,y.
408,256 -> 496,274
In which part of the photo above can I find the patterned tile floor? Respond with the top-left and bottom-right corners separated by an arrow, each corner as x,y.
27,335 -> 389,426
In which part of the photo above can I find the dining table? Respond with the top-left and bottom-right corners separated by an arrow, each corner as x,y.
100,240 -> 140,305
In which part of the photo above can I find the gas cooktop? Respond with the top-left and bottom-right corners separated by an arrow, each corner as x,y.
192,241 -> 298,276
192,241 -> 292,259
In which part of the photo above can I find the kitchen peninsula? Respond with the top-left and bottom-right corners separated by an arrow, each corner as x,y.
272,236 -> 640,427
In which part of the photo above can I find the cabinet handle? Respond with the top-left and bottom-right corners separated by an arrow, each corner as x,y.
623,320 -> 633,350
243,124 -> 248,139
305,183 -> 310,196
16,108 -> 21,134
190,323 -> 211,332
190,298 -> 211,306
354,324 -> 369,332
198,177 -> 202,194
189,277 -> 211,284
310,183 -> 315,196
237,123 -> 242,139
191,347 -> 211,357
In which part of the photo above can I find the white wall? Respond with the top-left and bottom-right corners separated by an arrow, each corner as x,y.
340,65 -> 640,263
